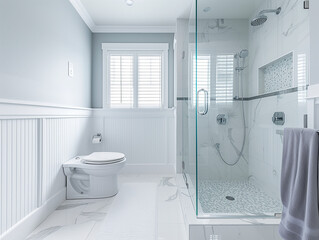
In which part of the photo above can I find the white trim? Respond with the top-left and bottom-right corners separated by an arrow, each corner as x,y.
0,188 -> 66,240
0,98 -> 91,110
306,84 -> 319,99
133,54 -> 138,108
102,43 -> 169,51
93,108 -> 176,118
120,164 -> 175,174
307,99 -> 315,129
0,98 -> 93,118
93,25 -> 176,33
69,0 -> 176,33
69,0 -> 95,31
163,49 -> 169,109
103,49 -> 108,109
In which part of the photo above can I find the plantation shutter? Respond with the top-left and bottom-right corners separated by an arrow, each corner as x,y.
216,55 -> 234,103
109,54 -> 134,108
193,55 -> 211,106
137,54 -> 162,108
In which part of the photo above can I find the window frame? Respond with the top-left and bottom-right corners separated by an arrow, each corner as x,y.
102,43 -> 169,109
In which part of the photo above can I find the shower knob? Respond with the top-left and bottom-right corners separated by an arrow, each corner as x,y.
216,114 -> 227,125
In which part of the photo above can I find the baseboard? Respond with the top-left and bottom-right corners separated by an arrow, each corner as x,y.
120,164 -> 175,174
0,188 -> 66,240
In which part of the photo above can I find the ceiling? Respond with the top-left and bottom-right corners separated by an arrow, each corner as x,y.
79,0 -> 192,27
73,0 -> 264,32
198,0 -> 264,19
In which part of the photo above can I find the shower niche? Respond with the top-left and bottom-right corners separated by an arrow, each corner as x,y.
258,52 -> 294,94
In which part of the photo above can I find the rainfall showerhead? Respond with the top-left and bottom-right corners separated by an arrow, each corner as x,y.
251,15 -> 268,26
251,7 -> 281,26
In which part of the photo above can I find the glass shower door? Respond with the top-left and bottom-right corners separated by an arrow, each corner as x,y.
181,0 -> 198,214
194,0 -> 309,218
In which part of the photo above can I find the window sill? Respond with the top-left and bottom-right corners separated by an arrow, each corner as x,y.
93,107 -> 175,118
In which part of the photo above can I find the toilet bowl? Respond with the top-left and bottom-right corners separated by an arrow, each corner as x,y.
63,152 -> 126,199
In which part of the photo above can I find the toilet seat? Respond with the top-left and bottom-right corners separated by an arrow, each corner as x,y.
81,152 -> 125,165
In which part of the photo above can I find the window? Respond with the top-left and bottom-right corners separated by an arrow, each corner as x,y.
192,54 -> 211,107
297,54 -> 307,103
192,53 -> 234,107
138,55 -> 162,108
109,55 -> 134,108
103,43 -> 168,109
216,55 -> 234,104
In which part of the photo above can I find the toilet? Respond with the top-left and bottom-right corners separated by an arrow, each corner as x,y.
63,152 -> 126,199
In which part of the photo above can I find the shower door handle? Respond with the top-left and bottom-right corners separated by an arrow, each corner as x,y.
197,89 -> 209,115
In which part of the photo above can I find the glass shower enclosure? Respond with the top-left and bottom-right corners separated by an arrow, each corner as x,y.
182,0 -> 309,218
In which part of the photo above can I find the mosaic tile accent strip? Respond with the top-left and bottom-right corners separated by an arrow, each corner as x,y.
261,53 -> 293,93
198,180 -> 282,215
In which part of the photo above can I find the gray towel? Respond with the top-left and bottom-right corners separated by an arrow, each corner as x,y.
279,128 -> 319,240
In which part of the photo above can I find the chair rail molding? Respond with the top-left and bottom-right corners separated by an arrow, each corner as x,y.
0,98 -> 93,119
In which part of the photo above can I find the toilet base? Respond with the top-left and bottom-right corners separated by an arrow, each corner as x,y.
66,173 -> 119,199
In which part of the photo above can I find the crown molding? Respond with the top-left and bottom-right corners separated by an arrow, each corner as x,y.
69,0 -> 176,33
92,25 -> 176,33
69,0 -> 95,31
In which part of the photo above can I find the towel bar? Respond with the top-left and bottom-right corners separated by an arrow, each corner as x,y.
276,129 -> 319,136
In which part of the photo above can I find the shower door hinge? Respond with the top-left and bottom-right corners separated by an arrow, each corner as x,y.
304,0 -> 309,9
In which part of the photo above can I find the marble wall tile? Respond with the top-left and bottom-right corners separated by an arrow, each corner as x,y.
247,91 -> 307,199
248,0 -> 309,97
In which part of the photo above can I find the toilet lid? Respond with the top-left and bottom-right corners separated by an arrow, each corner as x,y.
81,152 -> 125,165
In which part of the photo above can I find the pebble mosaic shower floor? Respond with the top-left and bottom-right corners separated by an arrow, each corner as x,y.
198,180 -> 282,215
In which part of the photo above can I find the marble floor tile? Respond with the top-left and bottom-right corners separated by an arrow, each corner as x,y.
26,221 -> 95,240
157,195 -> 185,224
158,223 -> 187,240
26,174 -> 187,240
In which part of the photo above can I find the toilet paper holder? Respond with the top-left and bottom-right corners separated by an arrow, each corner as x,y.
92,133 -> 102,144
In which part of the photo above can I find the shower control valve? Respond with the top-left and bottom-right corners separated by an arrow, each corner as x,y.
272,112 -> 285,125
216,114 -> 227,125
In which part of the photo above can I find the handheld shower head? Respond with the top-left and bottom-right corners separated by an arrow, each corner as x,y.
239,49 -> 249,58
234,50 -> 249,59
235,49 -> 249,72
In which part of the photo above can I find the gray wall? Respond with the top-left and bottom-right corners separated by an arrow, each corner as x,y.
92,33 -> 175,108
0,0 -> 92,108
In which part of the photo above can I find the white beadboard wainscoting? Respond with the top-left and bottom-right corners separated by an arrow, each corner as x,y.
0,119 -> 39,237
41,117 -> 94,203
0,100 -> 176,240
0,100 -> 96,240
95,109 -> 176,173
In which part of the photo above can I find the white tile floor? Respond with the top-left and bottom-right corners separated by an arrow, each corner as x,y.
26,174 -> 187,240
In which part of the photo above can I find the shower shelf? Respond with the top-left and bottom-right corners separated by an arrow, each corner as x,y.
258,52 -> 294,95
